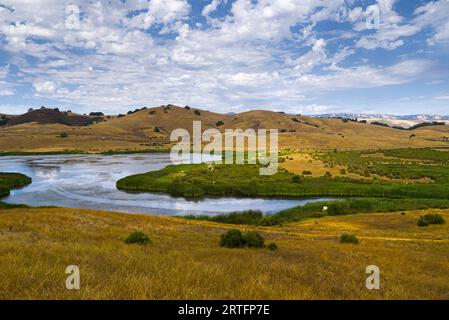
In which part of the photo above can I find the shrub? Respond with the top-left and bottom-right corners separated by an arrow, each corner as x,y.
194,110 -> 201,116
125,231 -> 151,245
340,233 -> 359,244
184,106 -> 190,110
220,229 -> 245,248
302,170 -> 312,175
216,120 -> 224,127
291,117 -> 300,123
417,218 -> 429,227
421,214 -> 445,225
154,127 -> 161,133
220,230 -> 266,248
243,231 -> 265,248
59,132 -> 68,138
259,216 -> 278,226
149,110 -> 156,115
267,243 -> 278,251
291,175 -> 301,183
328,202 -> 352,215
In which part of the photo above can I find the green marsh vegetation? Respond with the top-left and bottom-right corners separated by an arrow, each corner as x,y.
0,173 -> 31,208
184,198 -> 449,225
118,148 -> 449,200
117,148 -> 449,225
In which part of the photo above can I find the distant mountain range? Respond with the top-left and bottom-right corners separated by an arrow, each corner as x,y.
312,113 -> 449,128
313,113 -> 449,120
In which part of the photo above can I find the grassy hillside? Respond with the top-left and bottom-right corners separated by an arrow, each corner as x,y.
0,207 -> 448,299
1,105 -> 448,153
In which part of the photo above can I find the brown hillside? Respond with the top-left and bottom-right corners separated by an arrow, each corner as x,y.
6,108 -> 103,127
0,105 -> 448,152
94,105 -> 225,136
0,113 -> 15,126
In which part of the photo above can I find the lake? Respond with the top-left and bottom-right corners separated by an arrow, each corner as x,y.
0,154 -> 334,216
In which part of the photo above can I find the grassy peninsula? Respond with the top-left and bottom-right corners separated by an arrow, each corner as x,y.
0,173 -> 31,208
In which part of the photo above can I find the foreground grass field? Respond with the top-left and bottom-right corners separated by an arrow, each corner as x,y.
0,207 -> 448,299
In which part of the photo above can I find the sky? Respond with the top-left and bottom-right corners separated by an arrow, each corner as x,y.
0,0 -> 448,115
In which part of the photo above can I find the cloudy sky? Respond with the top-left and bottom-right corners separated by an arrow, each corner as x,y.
0,0 -> 448,115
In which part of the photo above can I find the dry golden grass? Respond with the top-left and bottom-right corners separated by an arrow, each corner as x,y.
280,151 -> 434,184
280,153 -> 346,177
1,106 -> 448,153
0,207 -> 448,300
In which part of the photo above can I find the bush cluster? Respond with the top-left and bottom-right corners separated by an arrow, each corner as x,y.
340,233 -> 359,244
417,213 -> 445,227
125,231 -> 151,245
219,229 -> 276,250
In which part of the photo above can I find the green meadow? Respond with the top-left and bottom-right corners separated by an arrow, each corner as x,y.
117,148 -> 449,224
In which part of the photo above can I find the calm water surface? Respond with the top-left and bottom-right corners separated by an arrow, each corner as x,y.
0,154 -> 333,216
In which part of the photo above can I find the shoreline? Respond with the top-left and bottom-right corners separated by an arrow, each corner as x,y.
0,148 -> 172,157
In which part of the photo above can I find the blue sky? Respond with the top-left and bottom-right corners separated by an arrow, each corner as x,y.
0,0 -> 448,115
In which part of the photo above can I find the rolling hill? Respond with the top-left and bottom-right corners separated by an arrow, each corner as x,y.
0,105 -> 448,153
4,108 -> 103,127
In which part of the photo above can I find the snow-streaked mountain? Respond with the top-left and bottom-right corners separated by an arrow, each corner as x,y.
313,113 -> 449,120
311,113 -> 449,128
